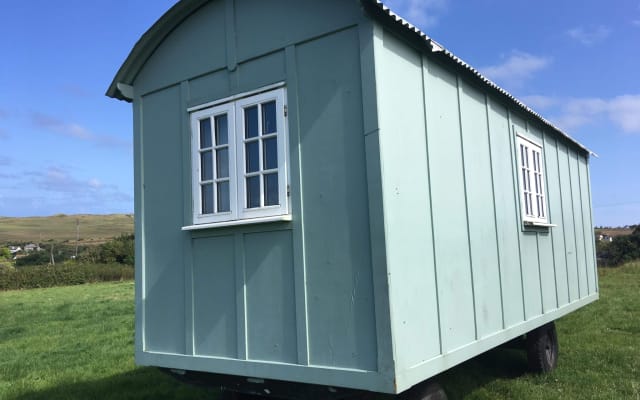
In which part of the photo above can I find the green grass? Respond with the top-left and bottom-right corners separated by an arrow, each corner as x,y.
0,214 -> 134,244
437,261 -> 640,399
0,263 -> 638,400
0,282 -> 212,400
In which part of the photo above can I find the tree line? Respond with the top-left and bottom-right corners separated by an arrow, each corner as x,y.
596,226 -> 640,267
5,234 -> 135,267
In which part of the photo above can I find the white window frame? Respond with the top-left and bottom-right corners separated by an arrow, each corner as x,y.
191,103 -> 237,224
516,134 -> 548,225
189,87 -> 289,226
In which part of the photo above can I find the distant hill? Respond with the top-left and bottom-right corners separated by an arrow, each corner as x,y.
594,227 -> 636,238
0,214 -> 134,245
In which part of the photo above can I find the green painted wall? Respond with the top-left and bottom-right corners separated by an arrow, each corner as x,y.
127,0 -> 597,394
372,27 -> 597,391
133,0 -> 388,392
295,27 -> 378,371
374,28 -> 441,370
140,86 -> 186,355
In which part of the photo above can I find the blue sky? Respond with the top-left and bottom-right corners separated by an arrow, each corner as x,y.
1,1 -> 638,227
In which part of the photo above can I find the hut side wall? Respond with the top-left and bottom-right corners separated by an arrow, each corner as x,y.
372,27 -> 598,392
132,1 -> 393,392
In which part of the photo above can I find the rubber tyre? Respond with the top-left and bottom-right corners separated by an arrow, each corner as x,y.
526,321 -> 559,373
400,381 -> 447,400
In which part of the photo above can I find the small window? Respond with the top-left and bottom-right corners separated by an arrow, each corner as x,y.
516,134 -> 547,224
191,87 -> 289,225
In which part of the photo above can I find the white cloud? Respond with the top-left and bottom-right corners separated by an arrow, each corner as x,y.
24,165 -> 132,203
481,51 -> 552,89
29,166 -> 102,194
30,112 -> 131,148
88,178 -> 102,189
608,95 -> 640,133
567,26 -> 611,45
522,94 -> 640,134
384,0 -> 448,29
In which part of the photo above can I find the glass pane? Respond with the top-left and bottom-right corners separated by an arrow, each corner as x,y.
246,176 -> 260,208
263,137 -> 277,170
244,105 -> 259,138
262,101 -> 277,134
537,174 -> 543,194
216,148 -> 229,178
200,119 -> 212,148
245,141 -> 259,173
537,196 -> 542,217
200,151 -> 213,181
264,173 -> 279,206
201,183 -> 213,214
215,114 -> 228,145
217,181 -> 230,212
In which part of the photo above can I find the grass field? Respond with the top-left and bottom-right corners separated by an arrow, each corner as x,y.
0,214 -> 134,245
0,263 -> 638,400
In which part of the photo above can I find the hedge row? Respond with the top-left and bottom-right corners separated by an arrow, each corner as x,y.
0,263 -> 134,291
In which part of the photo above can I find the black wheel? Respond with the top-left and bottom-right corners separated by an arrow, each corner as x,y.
400,380 -> 447,400
526,321 -> 559,373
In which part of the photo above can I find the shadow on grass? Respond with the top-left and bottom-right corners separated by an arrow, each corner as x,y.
437,343 -> 529,399
15,367 -> 216,400
15,346 -> 529,400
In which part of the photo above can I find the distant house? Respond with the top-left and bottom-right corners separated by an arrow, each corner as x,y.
8,246 -> 22,254
598,234 -> 613,242
24,243 -> 41,252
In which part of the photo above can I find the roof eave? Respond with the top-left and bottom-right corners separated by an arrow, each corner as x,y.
105,0 -> 209,102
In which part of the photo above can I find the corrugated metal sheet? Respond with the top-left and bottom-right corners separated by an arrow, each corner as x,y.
364,0 -> 593,155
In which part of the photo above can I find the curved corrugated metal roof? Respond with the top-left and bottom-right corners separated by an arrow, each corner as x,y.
107,0 -> 591,154
361,0 -> 592,154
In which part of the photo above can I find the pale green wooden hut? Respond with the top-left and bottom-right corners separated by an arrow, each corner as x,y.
107,1 -> 598,399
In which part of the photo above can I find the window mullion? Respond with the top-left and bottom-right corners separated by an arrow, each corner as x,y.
211,117 -> 219,214
258,103 -> 265,208
235,104 -> 245,217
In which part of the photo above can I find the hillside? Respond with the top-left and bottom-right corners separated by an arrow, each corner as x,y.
594,227 -> 635,238
0,214 -> 134,245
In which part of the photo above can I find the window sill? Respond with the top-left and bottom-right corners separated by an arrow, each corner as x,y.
523,221 -> 557,228
182,214 -> 292,231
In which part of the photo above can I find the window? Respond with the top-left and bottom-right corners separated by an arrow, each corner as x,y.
516,134 -> 547,224
190,87 -> 289,225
